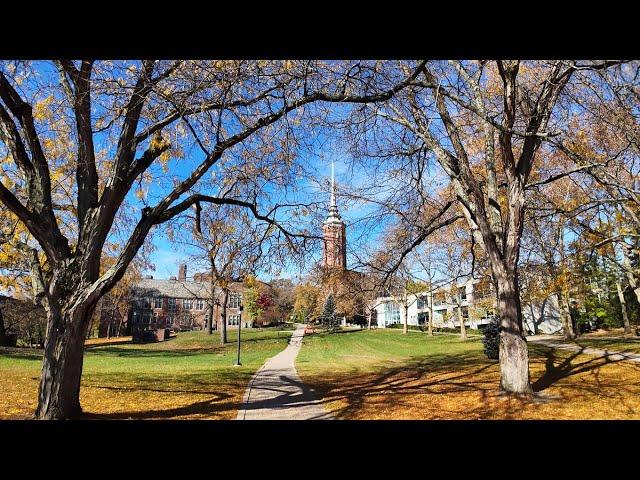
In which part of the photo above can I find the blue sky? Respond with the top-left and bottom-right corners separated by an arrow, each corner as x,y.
0,60 -> 447,288
143,142 -> 377,281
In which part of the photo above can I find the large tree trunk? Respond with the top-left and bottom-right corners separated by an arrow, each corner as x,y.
496,272 -> 532,395
616,280 -> 632,335
35,300 -> 95,420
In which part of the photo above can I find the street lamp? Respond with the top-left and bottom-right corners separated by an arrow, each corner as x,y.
234,304 -> 243,366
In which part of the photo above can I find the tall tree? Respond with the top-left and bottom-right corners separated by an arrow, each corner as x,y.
344,60 -> 620,393
0,59 -> 424,418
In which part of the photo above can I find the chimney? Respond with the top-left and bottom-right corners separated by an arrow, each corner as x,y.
178,264 -> 187,281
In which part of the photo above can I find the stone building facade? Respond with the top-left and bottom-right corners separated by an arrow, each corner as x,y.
127,264 -> 248,338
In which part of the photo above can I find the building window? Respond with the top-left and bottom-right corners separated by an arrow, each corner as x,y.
433,291 -> 445,306
459,287 -> 467,301
143,312 -> 151,324
132,311 -> 140,324
196,299 -> 204,310
143,297 -> 151,309
417,295 -> 428,310
154,297 -> 163,308
168,298 -> 176,310
183,298 -> 193,310
384,302 -> 400,326
228,314 -> 240,326
229,293 -> 242,308
461,306 -> 469,320
167,315 -> 174,326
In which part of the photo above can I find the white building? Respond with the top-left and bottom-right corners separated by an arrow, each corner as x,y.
522,293 -> 564,334
370,278 -> 495,330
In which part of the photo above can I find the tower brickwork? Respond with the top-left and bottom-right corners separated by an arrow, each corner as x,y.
322,161 -> 346,270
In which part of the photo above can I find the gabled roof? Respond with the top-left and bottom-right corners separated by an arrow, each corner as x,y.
130,278 -> 244,299
131,278 -> 211,299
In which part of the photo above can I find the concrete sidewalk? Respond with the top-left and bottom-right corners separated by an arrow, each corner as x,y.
236,324 -> 332,420
527,334 -> 640,363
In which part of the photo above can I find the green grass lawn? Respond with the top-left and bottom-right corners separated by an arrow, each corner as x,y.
0,327 -> 293,420
296,328 -> 640,419
297,328 -> 482,376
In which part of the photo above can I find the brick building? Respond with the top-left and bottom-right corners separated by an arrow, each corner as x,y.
127,264 -> 247,339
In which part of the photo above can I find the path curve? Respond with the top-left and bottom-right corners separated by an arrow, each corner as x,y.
236,324 -> 332,420
527,334 -> 640,363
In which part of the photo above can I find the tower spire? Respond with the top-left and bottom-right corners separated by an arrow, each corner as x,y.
323,159 -> 346,270
327,160 -> 340,219
331,160 -> 336,208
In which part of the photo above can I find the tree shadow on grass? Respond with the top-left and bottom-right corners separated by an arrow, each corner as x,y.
0,347 -> 43,361
301,351 -> 499,419
83,394 -> 241,419
81,372 -> 248,419
530,343 -> 639,392
86,333 -> 290,358
301,345 -> 640,419
86,346 -> 216,358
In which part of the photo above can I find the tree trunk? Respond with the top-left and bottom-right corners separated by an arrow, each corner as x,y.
427,296 -> 433,336
86,314 -> 94,340
616,280 -> 632,335
35,301 -> 94,419
0,303 -> 6,346
622,246 -> 640,306
207,283 -> 215,335
206,303 -> 213,334
458,303 -> 467,340
106,310 -> 113,339
403,304 -> 408,335
557,292 -> 575,340
496,273 -> 532,395
220,288 -> 229,345
367,309 -> 372,330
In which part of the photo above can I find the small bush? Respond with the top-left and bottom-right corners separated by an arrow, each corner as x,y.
482,317 -> 500,360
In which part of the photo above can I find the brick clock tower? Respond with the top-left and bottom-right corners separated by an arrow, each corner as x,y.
322,162 -> 346,270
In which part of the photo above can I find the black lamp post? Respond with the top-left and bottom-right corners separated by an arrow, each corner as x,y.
235,304 -> 243,366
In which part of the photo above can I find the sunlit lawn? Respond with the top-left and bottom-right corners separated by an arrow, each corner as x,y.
296,328 -> 640,419
0,327 -> 293,420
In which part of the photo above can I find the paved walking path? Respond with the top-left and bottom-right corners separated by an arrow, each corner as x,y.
236,324 -> 332,420
527,334 -> 640,363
